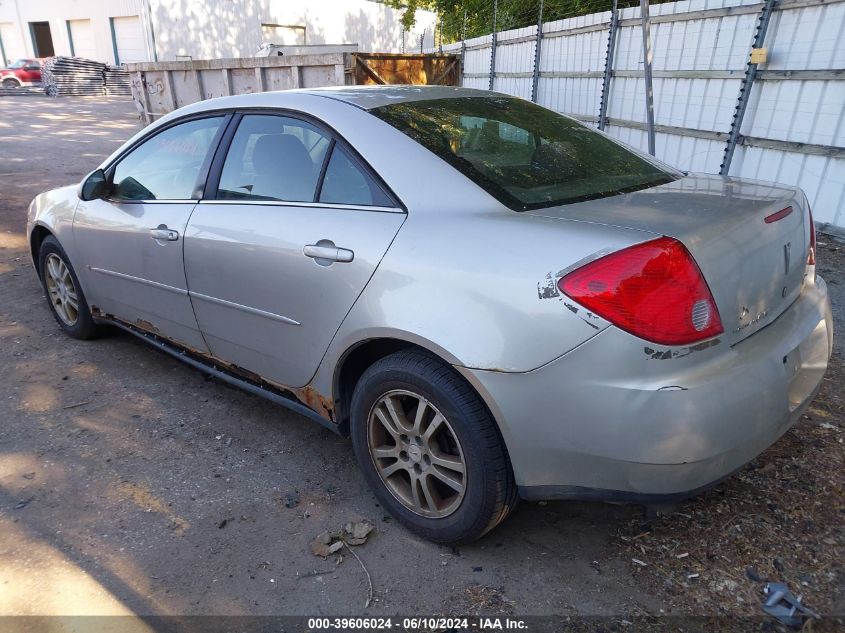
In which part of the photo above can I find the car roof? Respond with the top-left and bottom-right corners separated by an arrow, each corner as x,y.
305,85 -> 500,110
181,85 -> 505,115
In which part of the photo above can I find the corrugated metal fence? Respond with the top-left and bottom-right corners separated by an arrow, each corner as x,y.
431,0 -> 845,233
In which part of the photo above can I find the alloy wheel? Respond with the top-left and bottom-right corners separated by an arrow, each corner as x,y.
367,389 -> 466,518
44,253 -> 79,326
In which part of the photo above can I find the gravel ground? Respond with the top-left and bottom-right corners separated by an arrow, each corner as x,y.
0,96 -> 842,626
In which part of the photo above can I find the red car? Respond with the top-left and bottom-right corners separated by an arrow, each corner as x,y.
0,58 -> 43,88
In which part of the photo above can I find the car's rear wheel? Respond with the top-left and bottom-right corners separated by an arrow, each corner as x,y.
38,235 -> 101,339
350,350 -> 517,543
2,78 -> 19,88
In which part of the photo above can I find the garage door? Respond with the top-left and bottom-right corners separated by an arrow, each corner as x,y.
111,15 -> 145,64
68,19 -> 96,60
0,22 -> 26,66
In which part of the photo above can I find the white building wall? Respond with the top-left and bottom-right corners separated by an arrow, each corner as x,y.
0,0 -> 435,67
0,0 -> 144,65
149,0 -> 435,60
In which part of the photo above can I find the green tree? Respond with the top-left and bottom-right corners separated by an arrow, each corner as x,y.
383,0 -> 668,44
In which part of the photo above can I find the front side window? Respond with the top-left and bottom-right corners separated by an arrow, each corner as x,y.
371,96 -> 679,210
111,117 -> 224,201
217,115 -> 330,202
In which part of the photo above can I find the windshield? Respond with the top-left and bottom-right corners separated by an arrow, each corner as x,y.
371,96 -> 680,211
8,60 -> 26,69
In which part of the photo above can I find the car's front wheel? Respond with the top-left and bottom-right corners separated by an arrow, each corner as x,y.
38,235 -> 102,339
350,350 -> 517,543
2,78 -> 19,88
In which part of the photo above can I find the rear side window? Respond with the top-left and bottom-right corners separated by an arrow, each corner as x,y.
319,145 -> 393,207
111,116 -> 224,201
217,114 -> 330,202
371,96 -> 679,210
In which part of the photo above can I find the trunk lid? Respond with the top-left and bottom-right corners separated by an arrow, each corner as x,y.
529,173 -> 811,346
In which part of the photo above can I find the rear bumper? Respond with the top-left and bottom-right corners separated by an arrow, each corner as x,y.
458,276 -> 833,500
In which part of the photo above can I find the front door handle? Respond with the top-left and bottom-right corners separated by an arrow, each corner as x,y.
304,240 -> 354,265
150,225 -> 179,242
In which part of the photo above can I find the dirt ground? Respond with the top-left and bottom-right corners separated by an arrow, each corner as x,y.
0,96 -> 842,625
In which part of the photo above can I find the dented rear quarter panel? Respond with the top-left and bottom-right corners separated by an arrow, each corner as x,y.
458,276 -> 832,491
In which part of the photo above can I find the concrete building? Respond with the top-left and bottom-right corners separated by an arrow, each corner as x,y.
0,0 -> 437,66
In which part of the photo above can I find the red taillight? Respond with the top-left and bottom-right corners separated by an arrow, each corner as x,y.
764,206 -> 793,223
558,237 -> 723,345
807,206 -> 816,266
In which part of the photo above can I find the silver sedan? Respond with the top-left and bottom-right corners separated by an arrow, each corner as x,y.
27,86 -> 833,542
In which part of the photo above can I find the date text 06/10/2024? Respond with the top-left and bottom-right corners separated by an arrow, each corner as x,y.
307,617 -> 528,630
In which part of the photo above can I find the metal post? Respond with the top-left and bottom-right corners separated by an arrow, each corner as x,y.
489,0 -> 498,91
144,0 -> 159,62
401,27 -> 406,54
460,8 -> 467,85
598,0 -> 619,130
531,0 -> 545,103
420,31 -> 425,54
720,0 -> 777,176
640,0 -> 656,155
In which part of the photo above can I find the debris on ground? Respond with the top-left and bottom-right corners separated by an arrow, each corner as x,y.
309,519 -> 376,557
344,519 -> 375,545
745,566 -> 762,582
308,520 -> 376,608
344,540 -> 374,608
14,497 -> 33,509
284,492 -> 299,508
455,584 -> 516,616
762,582 -> 819,627
62,400 -> 90,410
309,530 -> 344,557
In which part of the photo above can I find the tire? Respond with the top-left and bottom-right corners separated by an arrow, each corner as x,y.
38,235 -> 102,340
2,78 -> 19,88
350,349 -> 517,543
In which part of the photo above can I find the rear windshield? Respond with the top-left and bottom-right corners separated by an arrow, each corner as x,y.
371,96 -> 679,211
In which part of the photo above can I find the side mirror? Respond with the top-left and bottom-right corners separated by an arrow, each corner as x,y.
78,169 -> 110,201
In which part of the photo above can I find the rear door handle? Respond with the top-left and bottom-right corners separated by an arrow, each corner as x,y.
304,241 -> 354,265
150,225 -> 179,242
